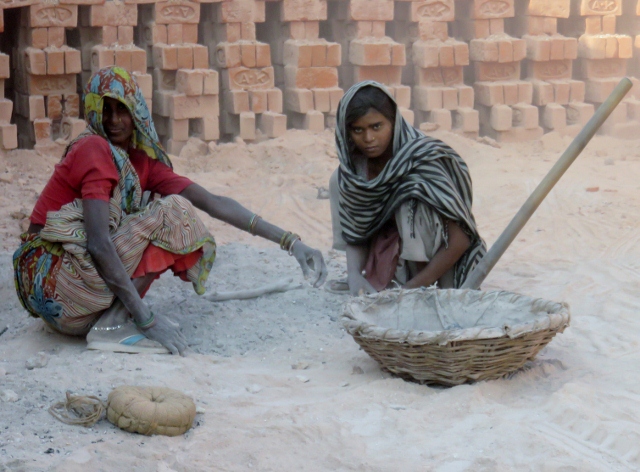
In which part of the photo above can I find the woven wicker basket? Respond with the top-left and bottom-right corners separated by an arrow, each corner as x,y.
342,288 -> 570,386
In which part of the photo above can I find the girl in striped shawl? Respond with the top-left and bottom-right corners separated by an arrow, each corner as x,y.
329,81 -> 485,296
13,66 -> 326,355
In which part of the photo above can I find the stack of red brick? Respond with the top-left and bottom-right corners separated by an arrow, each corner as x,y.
138,0 -> 218,154
327,0 -> 413,122
4,3 -> 84,151
200,0 -> 286,140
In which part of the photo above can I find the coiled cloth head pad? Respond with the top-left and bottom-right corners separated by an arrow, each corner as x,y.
107,386 -> 196,436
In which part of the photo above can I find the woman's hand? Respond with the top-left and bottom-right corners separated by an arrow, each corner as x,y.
347,272 -> 377,296
142,313 -> 189,356
291,241 -> 328,288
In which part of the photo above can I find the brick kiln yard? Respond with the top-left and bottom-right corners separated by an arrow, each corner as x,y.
1,129 -> 640,470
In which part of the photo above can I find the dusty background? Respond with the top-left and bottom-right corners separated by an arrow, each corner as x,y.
1,129 -> 640,471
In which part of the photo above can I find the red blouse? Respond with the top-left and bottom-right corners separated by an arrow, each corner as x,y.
31,135 -> 193,226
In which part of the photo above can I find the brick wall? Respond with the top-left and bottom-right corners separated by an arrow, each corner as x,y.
1,0 -> 639,151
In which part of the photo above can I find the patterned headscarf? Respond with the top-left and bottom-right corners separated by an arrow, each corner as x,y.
65,66 -> 172,213
335,81 -> 486,287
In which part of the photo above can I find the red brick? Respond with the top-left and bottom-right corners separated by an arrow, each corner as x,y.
326,43 -> 341,67
183,24 -> 198,44
521,0 -> 570,18
130,48 -> 147,73
0,123 -> 17,150
407,0 -> 454,22
458,0 -> 515,20
412,41 -> 440,68
90,2 -> 137,27
577,0 -> 621,16
349,39 -> 391,66
352,65 -> 402,85
566,102 -> 593,126
512,103 -> 539,129
153,44 -> 178,70
170,94 -> 219,120
29,95 -> 46,120
45,47 -> 65,75
439,44 -> 455,67
223,90 -> 250,113
525,35 -> 550,61
497,40 -> 512,63
518,81 -> 533,103
569,80 -> 585,102
470,39 -> 499,62
429,108 -> 452,131
490,104 -> 512,131
222,67 -> 275,91
167,24 -> 183,45
28,28 -> 48,49
329,87 -> 343,113
503,82 -> 518,105
311,44 -> 327,67
176,69 -> 204,96
456,85 -> 474,108
114,48 -> 132,71
550,37 -> 565,61
542,103 -> 566,131
453,108 -> 479,133
267,88 -> 283,113
585,78 -> 619,102
393,85 -> 411,108
193,44 -> 209,69
146,23 -> 167,45
46,94 -> 62,120
285,88 -> 313,113
100,26 -> 118,46
215,43 -> 241,68
118,26 -> 134,45
64,93 -> 80,117
155,0 -> 200,25
30,4 -> 78,28
418,21 -> 449,42
33,118 -> 52,143
512,39 -> 527,61
283,41 -> 312,67
0,99 -> 12,123
602,14 -> 616,34
489,18 -> 504,35
24,47 -> 47,75
64,47 -> 82,74
371,21 -> 386,38
256,43 -> 271,68
527,59 -> 572,81
281,0 -> 327,22
474,82 -> 504,106
249,90 -> 267,113
548,79 -> 571,105
413,86 -> 443,111
531,79 -> 554,106
168,118 -> 189,141
241,22 -> 256,41
578,35 -> 606,60
219,0 -> 257,24
132,72 -> 152,99
241,43 -> 256,68
239,111 -> 256,141
203,70 -> 219,95
23,74 -> 76,96
312,88 -> 330,112
48,27 -> 65,48
453,43 -> 469,66
348,0 -> 394,22
474,61 -> 520,82
190,115 -> 219,141
258,111 -> 286,138
284,66 -> 338,89
441,87 -> 458,110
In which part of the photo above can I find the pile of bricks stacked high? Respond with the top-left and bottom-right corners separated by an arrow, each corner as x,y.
453,0 -> 542,142
137,0 -> 218,154
0,15 -> 16,151
325,0 -> 413,123
510,0 -> 593,136
391,0 -> 479,136
8,2 -> 83,150
259,0 -> 343,131
560,0 -> 638,137
199,0 -> 286,141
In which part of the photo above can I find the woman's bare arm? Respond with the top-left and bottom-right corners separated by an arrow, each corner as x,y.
83,198 -> 150,324
404,220 -> 471,289
179,183 -> 327,286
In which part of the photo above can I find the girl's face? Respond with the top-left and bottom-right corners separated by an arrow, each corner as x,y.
102,97 -> 134,149
348,109 -> 393,159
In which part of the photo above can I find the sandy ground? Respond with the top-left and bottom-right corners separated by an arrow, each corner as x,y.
1,128 -> 640,471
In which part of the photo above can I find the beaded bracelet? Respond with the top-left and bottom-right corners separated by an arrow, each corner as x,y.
247,214 -> 262,235
135,311 -> 156,330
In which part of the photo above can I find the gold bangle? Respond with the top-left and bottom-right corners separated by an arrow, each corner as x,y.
288,238 -> 300,256
280,231 -> 291,250
249,214 -> 261,235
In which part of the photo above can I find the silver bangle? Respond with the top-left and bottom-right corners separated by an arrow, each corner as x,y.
91,323 -> 126,332
288,238 -> 300,256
